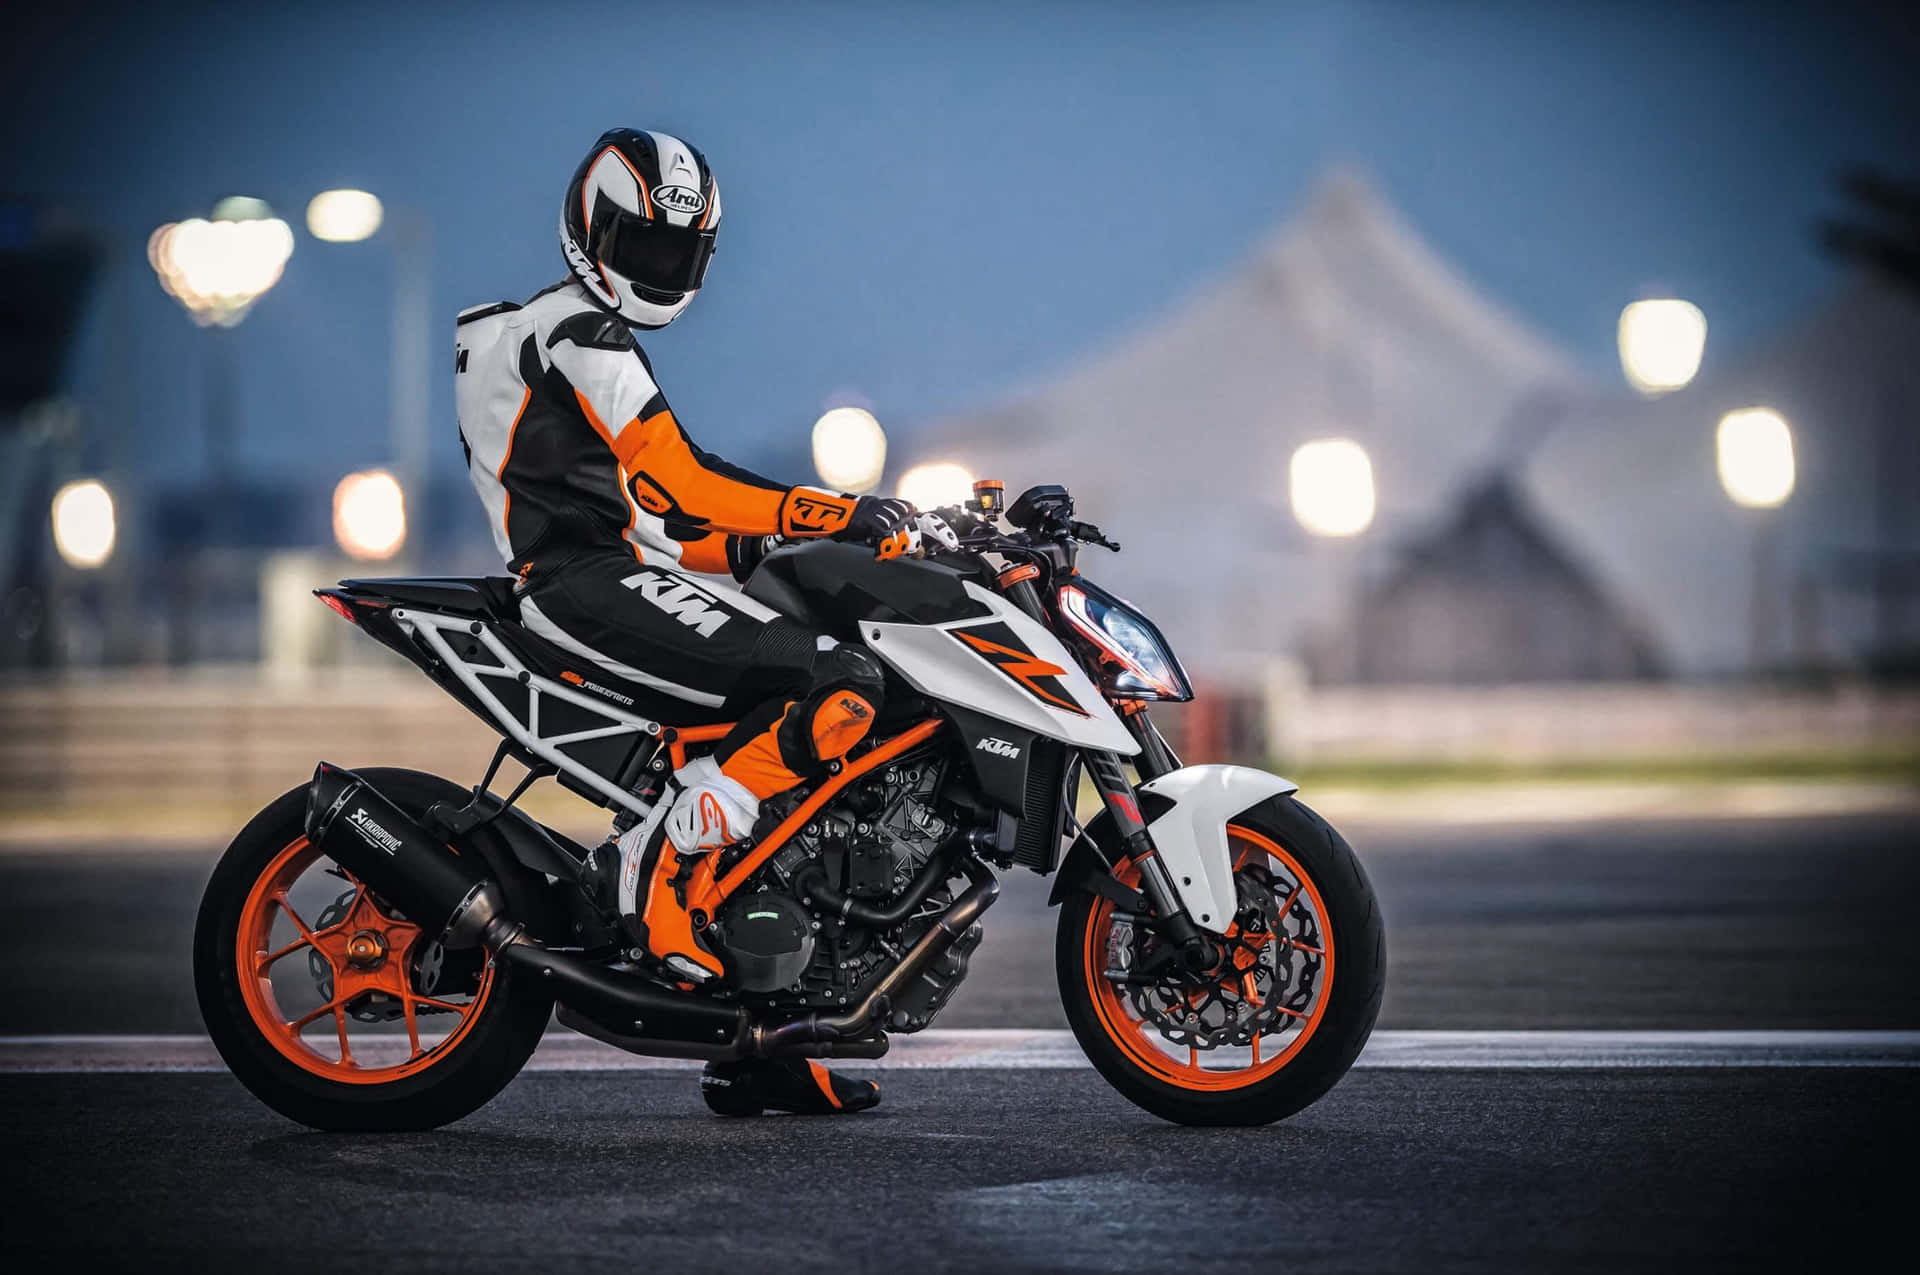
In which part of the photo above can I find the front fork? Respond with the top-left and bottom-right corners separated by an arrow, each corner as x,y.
1080,721 -> 1215,961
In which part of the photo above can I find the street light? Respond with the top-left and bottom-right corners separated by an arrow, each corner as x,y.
147,200 -> 294,327
897,462 -> 974,511
1716,407 -> 1795,673
1618,298 -> 1706,396
50,479 -> 116,569
306,189 -> 384,243
1289,438 -> 1375,537
1716,407 -> 1795,509
333,469 -> 407,561
150,198 -> 297,477
812,407 -> 887,493
307,191 -> 431,525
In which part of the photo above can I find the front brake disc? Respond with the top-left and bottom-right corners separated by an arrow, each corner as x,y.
1126,863 -> 1320,1050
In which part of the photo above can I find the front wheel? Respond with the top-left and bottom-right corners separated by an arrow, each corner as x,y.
194,768 -> 556,1131
1056,795 -> 1384,1126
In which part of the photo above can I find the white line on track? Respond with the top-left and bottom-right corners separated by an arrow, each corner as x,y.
2,1029 -> 1917,1074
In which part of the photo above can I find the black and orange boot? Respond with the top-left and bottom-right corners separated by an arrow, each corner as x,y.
699,1057 -> 881,1116
614,808 -> 726,984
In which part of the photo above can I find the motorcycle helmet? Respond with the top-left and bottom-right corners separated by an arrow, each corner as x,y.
560,128 -> 721,329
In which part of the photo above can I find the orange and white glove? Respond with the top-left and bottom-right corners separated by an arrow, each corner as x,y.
839,496 -> 919,560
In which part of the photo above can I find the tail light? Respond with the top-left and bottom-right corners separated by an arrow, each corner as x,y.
316,592 -> 360,624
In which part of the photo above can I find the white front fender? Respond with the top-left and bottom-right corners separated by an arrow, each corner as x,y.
1136,765 -> 1299,934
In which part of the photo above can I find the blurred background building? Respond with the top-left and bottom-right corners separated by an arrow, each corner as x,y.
2,0 -> 1916,809
926,169 -> 1920,682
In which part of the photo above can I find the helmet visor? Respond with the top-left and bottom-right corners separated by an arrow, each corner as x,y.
590,207 -> 716,297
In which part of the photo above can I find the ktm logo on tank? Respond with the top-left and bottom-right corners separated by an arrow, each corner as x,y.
652,184 -> 706,216
620,569 -> 731,638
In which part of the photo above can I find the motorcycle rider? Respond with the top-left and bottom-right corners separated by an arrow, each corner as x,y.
453,128 -> 920,1115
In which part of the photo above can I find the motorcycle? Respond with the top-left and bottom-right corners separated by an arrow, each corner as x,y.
194,480 -> 1384,1129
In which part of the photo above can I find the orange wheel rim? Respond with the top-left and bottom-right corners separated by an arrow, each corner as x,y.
236,837 -> 495,1085
1084,826 -> 1334,1092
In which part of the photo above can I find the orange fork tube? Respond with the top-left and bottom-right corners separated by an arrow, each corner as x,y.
685,719 -> 943,917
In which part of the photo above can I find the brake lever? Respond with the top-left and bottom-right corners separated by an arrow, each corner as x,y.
1071,520 -> 1121,552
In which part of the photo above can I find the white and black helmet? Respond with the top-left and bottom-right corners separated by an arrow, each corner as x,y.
560,128 -> 721,329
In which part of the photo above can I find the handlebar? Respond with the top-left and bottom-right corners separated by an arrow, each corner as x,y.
928,508 -> 1118,560
1068,520 -> 1122,552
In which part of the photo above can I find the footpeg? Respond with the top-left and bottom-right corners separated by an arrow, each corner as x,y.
665,954 -> 718,984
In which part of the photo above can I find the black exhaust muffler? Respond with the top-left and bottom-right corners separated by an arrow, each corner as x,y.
305,763 -> 511,950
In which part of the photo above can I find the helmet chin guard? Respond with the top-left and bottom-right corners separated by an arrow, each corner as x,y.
560,128 -> 720,329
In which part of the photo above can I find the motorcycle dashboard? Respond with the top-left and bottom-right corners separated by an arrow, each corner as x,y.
1005,484 -> 1073,532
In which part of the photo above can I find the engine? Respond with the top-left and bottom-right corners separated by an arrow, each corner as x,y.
709,750 -> 984,1032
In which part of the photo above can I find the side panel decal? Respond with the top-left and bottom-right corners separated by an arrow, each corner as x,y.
952,622 -> 1090,717
865,585 -> 1138,755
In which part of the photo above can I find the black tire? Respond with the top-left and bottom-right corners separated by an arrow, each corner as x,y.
193,768 -> 556,1131
1056,794 -> 1385,1127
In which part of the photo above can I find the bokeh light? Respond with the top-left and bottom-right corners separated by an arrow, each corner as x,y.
148,204 -> 295,327
50,479 -> 116,569
1618,299 -> 1707,396
897,462 -> 975,511
306,189 -> 385,243
1716,408 -> 1795,509
332,469 -> 408,560
811,406 -> 887,493
210,195 -> 275,223
1289,438 -> 1376,537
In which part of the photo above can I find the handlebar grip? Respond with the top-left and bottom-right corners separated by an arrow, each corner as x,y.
1071,520 -> 1121,551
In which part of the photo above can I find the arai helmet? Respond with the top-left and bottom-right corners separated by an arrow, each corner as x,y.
560,128 -> 720,329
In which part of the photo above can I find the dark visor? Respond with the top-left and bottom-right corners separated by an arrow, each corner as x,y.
590,205 -> 716,297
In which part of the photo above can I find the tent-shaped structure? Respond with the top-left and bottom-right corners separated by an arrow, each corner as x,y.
915,168 -> 1585,668
916,168 -> 1920,680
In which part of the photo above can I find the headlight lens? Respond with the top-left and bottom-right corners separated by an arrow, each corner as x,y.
1057,582 -> 1193,701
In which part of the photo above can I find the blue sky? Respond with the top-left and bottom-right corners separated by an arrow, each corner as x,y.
5,0 -> 1914,488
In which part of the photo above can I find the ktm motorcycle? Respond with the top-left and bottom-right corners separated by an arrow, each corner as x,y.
194,481 -> 1384,1129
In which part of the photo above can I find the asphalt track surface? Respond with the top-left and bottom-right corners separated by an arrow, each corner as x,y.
4,811 -> 1917,1270
2,812 -> 1916,1033
5,1068 -> 1914,1271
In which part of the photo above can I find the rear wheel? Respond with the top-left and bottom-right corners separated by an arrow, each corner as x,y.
194,769 -> 555,1131
1057,796 -> 1384,1126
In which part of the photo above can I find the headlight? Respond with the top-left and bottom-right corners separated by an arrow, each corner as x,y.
1057,581 -> 1193,701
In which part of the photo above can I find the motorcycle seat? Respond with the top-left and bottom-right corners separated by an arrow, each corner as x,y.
338,574 -> 733,726
340,576 -> 521,620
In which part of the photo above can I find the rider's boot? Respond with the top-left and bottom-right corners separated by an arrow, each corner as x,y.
614,757 -> 759,983
700,1057 -> 881,1116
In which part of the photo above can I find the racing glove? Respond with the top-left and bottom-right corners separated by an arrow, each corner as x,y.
844,496 -> 915,540
838,496 -> 919,560
868,512 -> 961,562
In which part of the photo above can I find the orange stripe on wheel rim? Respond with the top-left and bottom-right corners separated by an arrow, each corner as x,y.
1083,827 -> 1333,1092
235,837 -> 495,1085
